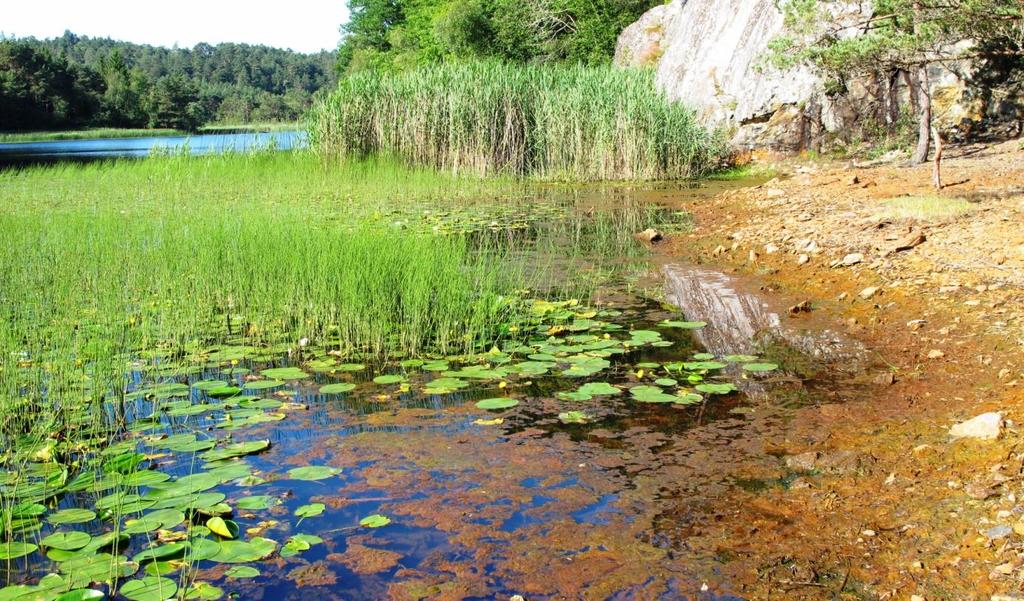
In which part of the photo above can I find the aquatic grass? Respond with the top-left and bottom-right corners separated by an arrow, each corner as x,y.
878,195 -> 974,221
308,61 -> 725,181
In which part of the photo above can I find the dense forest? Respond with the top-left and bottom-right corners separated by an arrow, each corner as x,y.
0,32 -> 336,132
336,0 -> 659,73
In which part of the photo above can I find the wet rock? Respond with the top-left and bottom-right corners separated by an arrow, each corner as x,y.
950,412 -> 1004,441
784,449 -> 870,474
986,524 -> 1013,541
635,228 -> 664,243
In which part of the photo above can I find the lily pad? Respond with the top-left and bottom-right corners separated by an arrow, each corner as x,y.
475,398 -> 519,410
372,374 -> 406,385
0,542 -> 37,560
286,466 -> 341,481
47,509 -> 97,525
577,382 -> 621,396
184,582 -> 223,600
260,367 -> 308,380
660,320 -> 707,329
242,380 -> 285,391
224,566 -> 260,579
696,382 -> 737,395
319,383 -> 357,394
629,386 -> 678,404
119,577 -> 178,601
211,537 -> 277,563
200,440 -> 270,463
294,504 -> 325,519
742,362 -> 779,373
41,531 -> 91,551
359,514 -> 391,528
558,411 -> 590,424
207,517 -> 239,539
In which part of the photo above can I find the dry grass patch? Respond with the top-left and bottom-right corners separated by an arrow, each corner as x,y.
879,195 -> 973,221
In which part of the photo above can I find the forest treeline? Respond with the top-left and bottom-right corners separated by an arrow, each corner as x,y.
0,32 -> 336,132
336,0 -> 658,74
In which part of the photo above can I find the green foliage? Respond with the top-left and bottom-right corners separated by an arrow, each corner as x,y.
336,0 -> 659,73
309,60 -> 723,180
1,32 -> 337,132
770,0 -> 1023,76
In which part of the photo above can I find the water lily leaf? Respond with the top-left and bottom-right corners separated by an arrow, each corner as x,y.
724,354 -> 759,362
629,386 -> 678,404
319,383 -> 356,394
475,398 -> 519,410
119,577 -> 177,601
674,393 -> 704,405
236,495 -> 280,511
0,542 -> 37,560
681,361 -> 727,371
557,390 -> 592,401
654,378 -> 678,387
132,543 -> 187,563
55,589 -> 105,601
206,517 -> 238,539
199,440 -> 270,462
558,411 -> 590,424
696,383 -> 736,395
577,382 -> 621,396
359,514 -> 391,528
185,538 -> 221,562
692,353 -> 716,360
103,452 -> 146,475
294,503 -> 325,519
242,380 -> 284,391
192,380 -> 228,391
224,566 -> 259,579
211,537 -> 277,563
286,466 -> 341,481
742,363 -> 779,373
41,531 -> 92,551
334,363 -> 366,372
260,367 -> 308,380
48,509 -> 97,525
660,320 -> 707,329
184,582 -> 223,600
121,471 -> 170,488
372,374 -> 405,385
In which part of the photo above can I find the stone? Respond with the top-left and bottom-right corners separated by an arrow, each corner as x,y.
859,286 -> 880,300
950,412 -> 1004,441
891,229 -> 927,253
842,253 -> 864,266
635,228 -> 664,243
985,524 -> 1013,541
797,254 -> 809,265
784,451 -> 819,471
765,243 -> 780,254
927,349 -> 945,359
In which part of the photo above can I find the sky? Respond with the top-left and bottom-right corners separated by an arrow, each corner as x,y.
1,0 -> 348,53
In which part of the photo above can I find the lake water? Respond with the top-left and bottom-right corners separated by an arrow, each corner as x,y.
0,131 -> 306,165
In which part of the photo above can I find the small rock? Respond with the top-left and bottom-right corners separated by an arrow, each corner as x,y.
797,254 -> 809,265
874,372 -> 896,386
764,243 -> 779,254
985,524 -> 1013,541
510,596 -> 526,601
927,349 -> 945,359
789,300 -> 812,316
992,595 -> 1024,601
712,244 -> 727,256
1013,518 -> 1024,536
847,175 -> 861,186
891,229 -> 926,253
910,596 -> 925,601
841,253 -> 864,266
859,286 -> 880,300
635,228 -> 663,243
965,479 -> 999,500
837,292 -> 849,301
993,252 -> 1008,265
785,451 -> 820,471
862,529 -> 876,537
766,188 -> 786,198
748,250 -> 759,264
907,319 -> 927,331
950,412 -> 1004,441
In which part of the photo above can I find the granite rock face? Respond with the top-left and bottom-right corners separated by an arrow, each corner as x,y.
615,0 -> 1022,149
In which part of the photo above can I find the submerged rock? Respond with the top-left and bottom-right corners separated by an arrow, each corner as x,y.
950,412 -> 1004,441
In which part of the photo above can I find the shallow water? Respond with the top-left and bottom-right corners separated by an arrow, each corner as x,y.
0,131 -> 306,165
0,178 -> 871,600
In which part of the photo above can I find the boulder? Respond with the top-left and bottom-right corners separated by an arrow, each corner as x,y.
949,412 -> 1004,441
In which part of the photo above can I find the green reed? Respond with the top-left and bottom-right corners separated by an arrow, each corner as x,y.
308,61 -> 725,181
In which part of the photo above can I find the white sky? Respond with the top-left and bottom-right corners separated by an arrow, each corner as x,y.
1,0 -> 348,53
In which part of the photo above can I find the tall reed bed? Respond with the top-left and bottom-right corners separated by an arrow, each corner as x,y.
308,61 -> 724,181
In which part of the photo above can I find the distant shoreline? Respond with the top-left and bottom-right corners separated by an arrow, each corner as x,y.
0,123 -> 300,144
